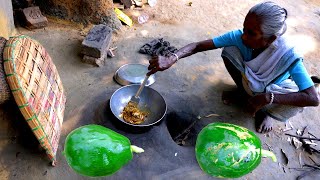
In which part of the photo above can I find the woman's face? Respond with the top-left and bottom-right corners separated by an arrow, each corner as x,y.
241,13 -> 275,50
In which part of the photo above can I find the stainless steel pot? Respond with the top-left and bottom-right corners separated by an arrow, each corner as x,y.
110,85 -> 167,128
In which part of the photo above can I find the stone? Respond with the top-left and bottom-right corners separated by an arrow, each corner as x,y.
22,6 -> 48,29
81,24 -> 112,58
120,0 -> 133,9
82,54 -> 106,67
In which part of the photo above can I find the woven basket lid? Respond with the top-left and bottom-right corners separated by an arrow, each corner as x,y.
0,37 -> 11,104
3,35 -> 66,165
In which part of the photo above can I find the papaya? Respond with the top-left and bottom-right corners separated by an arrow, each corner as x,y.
195,122 -> 276,178
63,125 -> 144,177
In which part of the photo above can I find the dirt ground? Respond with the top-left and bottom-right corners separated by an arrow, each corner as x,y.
1,0 -> 320,179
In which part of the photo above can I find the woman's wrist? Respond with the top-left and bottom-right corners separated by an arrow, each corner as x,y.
173,53 -> 179,61
171,53 -> 179,62
268,92 -> 274,105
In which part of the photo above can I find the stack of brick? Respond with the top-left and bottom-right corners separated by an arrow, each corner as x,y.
21,6 -> 48,29
81,24 -> 113,67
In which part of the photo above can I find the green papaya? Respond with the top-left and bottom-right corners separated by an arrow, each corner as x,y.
63,125 -> 144,177
195,122 -> 276,178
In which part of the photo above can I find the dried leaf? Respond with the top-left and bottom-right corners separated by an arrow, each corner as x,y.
283,127 -> 293,132
299,152 -> 303,168
305,141 -> 317,146
297,129 -> 302,136
281,149 -> 289,166
293,137 -> 303,149
301,126 -> 309,136
204,113 -> 220,118
288,120 -> 294,129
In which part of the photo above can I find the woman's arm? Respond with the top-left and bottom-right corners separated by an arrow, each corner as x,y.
246,86 -> 319,116
147,39 -> 216,75
175,39 -> 217,59
272,86 -> 319,106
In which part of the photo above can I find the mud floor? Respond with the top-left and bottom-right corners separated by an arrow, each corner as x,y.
1,0 -> 320,179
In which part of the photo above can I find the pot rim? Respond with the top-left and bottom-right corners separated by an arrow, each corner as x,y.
113,63 -> 156,86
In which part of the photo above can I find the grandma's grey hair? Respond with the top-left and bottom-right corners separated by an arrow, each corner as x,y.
249,1 -> 288,38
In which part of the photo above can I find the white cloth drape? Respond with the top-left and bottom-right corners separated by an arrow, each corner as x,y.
244,36 -> 294,92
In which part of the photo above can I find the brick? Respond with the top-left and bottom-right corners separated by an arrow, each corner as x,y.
82,54 -> 106,67
22,6 -> 48,29
81,24 -> 112,58
82,47 -> 111,67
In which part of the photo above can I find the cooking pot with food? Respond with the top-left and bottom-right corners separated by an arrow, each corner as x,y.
110,84 -> 167,132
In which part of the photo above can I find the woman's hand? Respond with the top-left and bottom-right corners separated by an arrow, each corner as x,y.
147,54 -> 177,75
147,39 -> 216,75
245,93 -> 271,117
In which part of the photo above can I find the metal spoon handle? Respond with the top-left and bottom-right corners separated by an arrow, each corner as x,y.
135,75 -> 150,98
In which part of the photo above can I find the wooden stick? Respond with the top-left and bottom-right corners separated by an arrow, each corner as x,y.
309,157 -> 319,166
304,164 -> 320,170
285,133 -> 320,141
308,132 -> 318,138
173,118 -> 198,141
288,167 -> 306,171
310,146 -> 320,154
297,169 -> 317,180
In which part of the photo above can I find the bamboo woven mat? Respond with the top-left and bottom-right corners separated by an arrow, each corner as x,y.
0,37 -> 11,104
3,35 -> 66,165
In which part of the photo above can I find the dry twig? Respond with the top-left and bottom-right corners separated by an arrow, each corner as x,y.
285,133 -> 320,141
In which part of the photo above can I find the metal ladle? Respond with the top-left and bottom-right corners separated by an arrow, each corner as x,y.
128,74 -> 150,104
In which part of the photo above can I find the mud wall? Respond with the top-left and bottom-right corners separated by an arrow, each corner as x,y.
0,0 -> 15,39
35,0 -> 122,29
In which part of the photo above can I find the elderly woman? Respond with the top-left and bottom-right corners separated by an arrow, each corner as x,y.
147,1 -> 319,133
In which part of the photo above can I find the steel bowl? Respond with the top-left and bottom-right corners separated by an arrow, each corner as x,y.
110,85 -> 167,128
114,63 -> 156,86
